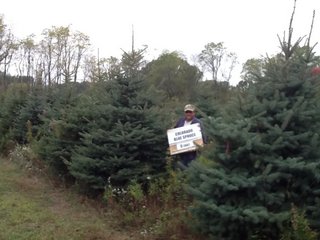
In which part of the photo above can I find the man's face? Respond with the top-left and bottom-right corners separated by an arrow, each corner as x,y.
184,110 -> 195,121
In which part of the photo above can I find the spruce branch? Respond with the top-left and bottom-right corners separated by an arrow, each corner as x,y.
306,10 -> 315,48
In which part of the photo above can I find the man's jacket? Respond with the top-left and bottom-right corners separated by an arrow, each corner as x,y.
174,117 -> 207,144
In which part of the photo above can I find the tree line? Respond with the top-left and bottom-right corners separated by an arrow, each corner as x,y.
0,15 -> 240,89
2,8 -> 320,239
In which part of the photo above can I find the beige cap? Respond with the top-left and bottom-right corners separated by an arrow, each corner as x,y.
184,104 -> 196,112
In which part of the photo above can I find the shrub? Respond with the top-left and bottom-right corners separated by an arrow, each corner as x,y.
280,205 -> 317,240
103,166 -> 205,240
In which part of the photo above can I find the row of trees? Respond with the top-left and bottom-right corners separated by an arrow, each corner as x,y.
0,21 -> 90,87
2,7 -> 320,239
0,47 -> 172,191
0,15 -> 239,90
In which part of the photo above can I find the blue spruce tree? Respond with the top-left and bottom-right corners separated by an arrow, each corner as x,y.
70,47 -> 168,193
36,83 -> 90,178
187,20 -> 320,239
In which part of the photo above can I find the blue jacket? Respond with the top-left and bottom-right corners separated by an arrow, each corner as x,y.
173,117 -> 207,167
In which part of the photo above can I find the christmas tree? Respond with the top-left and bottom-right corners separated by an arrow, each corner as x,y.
12,85 -> 46,144
70,48 -> 168,192
35,83 -> 89,178
187,10 -> 320,239
0,83 -> 29,151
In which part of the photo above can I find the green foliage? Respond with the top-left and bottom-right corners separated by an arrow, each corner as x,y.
71,75 -> 168,192
187,42 -> 320,239
12,86 -> 46,144
194,80 -> 232,119
239,58 -> 266,88
280,206 -> 317,240
128,180 -> 144,203
121,47 -> 146,79
35,83 -> 89,178
103,165 -> 202,239
70,50 -> 169,193
142,51 -> 202,100
0,83 -> 29,152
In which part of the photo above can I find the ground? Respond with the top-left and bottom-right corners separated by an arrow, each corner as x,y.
0,158 -> 139,240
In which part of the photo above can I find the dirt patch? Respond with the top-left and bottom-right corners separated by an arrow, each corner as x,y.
14,174 -> 46,192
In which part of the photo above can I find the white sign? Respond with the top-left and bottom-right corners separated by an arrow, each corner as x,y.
176,141 -> 195,150
167,123 -> 203,155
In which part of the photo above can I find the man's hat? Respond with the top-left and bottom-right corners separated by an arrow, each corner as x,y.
184,104 -> 196,112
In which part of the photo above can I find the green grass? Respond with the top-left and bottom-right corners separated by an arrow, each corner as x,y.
0,159 -> 133,240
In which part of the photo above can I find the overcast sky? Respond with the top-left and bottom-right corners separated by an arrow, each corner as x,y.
1,0 -> 320,85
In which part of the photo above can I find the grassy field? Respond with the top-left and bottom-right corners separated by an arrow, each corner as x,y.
0,158 -> 137,240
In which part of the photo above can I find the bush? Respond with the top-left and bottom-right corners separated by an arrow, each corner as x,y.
8,145 -> 45,173
103,166 -> 204,239
280,206 -> 317,240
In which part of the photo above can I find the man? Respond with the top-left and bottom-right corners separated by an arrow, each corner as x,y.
174,104 -> 206,167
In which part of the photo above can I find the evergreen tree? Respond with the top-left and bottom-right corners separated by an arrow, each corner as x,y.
187,36 -> 320,239
12,86 -> 46,144
70,48 -> 168,192
0,83 -> 29,152
35,83 -> 90,178
194,80 -> 233,119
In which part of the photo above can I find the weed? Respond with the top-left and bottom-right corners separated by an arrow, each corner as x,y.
103,167 -> 205,239
280,205 -> 317,240
8,144 -> 45,172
